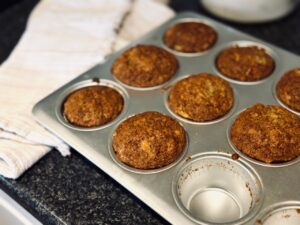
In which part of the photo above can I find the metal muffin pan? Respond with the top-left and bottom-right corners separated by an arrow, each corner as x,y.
33,12 -> 300,225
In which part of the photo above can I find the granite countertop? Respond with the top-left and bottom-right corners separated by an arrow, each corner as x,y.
0,0 -> 299,225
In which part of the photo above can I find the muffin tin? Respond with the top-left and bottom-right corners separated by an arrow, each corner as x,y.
33,12 -> 300,225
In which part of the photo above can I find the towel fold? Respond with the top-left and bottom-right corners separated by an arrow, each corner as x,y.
0,0 -> 174,179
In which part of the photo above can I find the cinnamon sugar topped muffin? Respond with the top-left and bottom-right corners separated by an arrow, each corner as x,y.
276,69 -> 300,112
163,21 -> 218,53
63,86 -> 124,128
230,103 -> 300,163
111,44 -> 178,88
167,73 -> 234,122
216,45 -> 275,81
112,112 -> 186,170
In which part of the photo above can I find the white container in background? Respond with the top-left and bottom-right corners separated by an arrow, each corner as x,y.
201,0 -> 300,23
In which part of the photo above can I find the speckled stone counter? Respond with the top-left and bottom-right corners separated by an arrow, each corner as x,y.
0,150 -> 169,225
0,0 -> 299,224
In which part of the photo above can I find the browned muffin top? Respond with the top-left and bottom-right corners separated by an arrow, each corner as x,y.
112,112 -> 186,170
163,21 -> 217,53
276,69 -> 300,112
216,46 -> 275,81
230,103 -> 300,163
63,86 -> 124,128
168,73 -> 234,122
111,44 -> 178,88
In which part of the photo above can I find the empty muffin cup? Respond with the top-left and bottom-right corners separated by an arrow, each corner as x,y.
172,152 -> 264,225
256,201 -> 300,225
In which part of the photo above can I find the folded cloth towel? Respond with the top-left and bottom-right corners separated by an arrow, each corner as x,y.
0,0 -> 174,179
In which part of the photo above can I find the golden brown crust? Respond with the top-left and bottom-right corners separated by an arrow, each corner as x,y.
111,45 -> 178,88
163,22 -> 217,53
216,46 -> 275,81
168,74 -> 234,122
112,112 -> 186,169
276,69 -> 300,112
63,86 -> 124,128
230,103 -> 300,163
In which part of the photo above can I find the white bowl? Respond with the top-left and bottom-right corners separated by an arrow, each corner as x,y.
201,0 -> 299,23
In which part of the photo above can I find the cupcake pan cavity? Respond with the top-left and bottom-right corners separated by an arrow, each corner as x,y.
227,109 -> 300,168
172,152 -> 264,225
256,202 -> 300,225
33,12 -> 300,225
55,79 -> 129,131
108,113 -> 189,174
272,75 -> 300,116
113,75 -> 171,91
111,45 -> 179,91
213,41 -> 279,85
163,74 -> 238,125
161,18 -> 219,57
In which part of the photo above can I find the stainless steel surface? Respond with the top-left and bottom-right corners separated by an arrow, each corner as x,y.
256,201 -> 300,225
0,189 -> 42,225
32,12 -> 300,225
172,152 -> 263,225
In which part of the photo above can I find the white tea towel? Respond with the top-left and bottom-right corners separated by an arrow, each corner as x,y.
0,0 -> 174,179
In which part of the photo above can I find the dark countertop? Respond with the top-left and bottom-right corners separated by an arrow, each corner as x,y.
0,0 -> 299,224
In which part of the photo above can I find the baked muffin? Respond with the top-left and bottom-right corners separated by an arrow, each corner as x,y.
168,73 -> 234,122
111,44 -> 178,88
112,112 -> 186,169
63,86 -> 124,127
163,21 -> 217,53
230,103 -> 300,163
276,69 -> 300,112
216,45 -> 275,81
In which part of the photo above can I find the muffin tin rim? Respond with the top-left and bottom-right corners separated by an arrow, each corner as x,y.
163,73 -> 238,125
212,40 -> 280,85
55,79 -> 129,131
227,108 -> 300,168
107,111 -> 190,175
171,151 -> 265,225
111,73 -> 174,92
